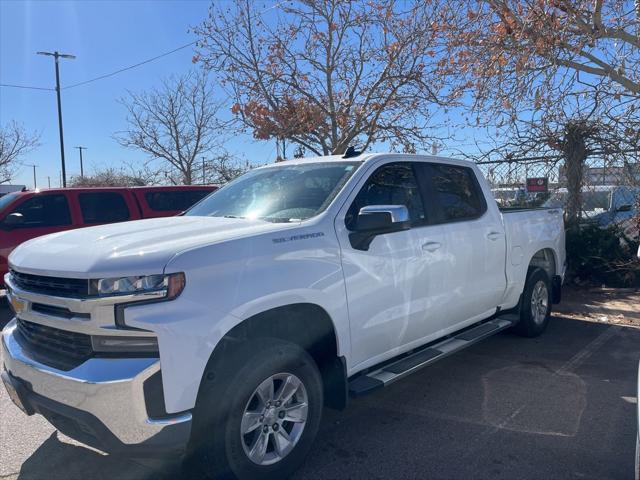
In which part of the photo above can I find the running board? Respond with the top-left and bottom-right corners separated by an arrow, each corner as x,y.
348,315 -> 518,396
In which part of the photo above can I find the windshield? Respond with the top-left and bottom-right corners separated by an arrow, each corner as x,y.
543,190 -> 612,211
186,162 -> 361,222
0,192 -> 20,212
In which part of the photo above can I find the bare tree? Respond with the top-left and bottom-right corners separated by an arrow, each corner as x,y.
115,71 -> 227,184
0,121 -> 40,183
465,97 -> 640,227
194,0 -> 454,157
442,0 -> 640,227
202,153 -> 250,185
446,0 -> 640,116
69,167 -> 149,187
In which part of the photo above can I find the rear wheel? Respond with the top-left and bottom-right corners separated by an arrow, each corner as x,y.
514,267 -> 551,337
186,338 -> 323,480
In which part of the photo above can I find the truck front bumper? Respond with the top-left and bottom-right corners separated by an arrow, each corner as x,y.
1,319 -> 192,457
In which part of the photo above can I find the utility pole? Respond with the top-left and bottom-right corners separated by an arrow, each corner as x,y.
75,146 -> 87,178
37,50 -> 76,188
47,176 -> 51,188
26,164 -> 37,188
202,157 -> 206,185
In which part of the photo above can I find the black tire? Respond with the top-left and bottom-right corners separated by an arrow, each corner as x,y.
635,436 -> 639,480
186,338 -> 323,480
514,267 -> 552,337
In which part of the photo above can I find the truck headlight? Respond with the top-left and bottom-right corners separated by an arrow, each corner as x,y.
89,273 -> 185,299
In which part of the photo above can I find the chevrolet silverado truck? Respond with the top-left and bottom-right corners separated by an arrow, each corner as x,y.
1,153 -> 565,479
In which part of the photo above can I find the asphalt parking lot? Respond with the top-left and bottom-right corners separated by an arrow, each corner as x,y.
1,303 -> 638,480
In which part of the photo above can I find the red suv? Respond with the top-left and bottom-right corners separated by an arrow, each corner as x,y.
0,185 -> 217,285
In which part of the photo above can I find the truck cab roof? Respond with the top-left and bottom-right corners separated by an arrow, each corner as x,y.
266,152 -> 475,167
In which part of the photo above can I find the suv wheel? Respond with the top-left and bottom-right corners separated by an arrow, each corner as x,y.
187,338 -> 323,480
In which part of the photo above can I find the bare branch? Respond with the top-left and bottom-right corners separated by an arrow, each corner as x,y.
194,0 -> 454,157
115,71 -> 226,184
0,121 -> 40,183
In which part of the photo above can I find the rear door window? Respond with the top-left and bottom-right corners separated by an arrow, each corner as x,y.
426,164 -> 487,223
6,194 -> 71,227
144,190 -> 211,212
78,192 -> 130,224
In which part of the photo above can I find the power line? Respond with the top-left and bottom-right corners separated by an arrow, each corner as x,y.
62,41 -> 197,90
2,2 -> 286,94
0,42 -> 195,93
0,83 -> 54,91
60,1 -> 284,90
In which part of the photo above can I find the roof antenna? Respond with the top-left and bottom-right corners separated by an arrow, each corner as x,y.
342,146 -> 361,159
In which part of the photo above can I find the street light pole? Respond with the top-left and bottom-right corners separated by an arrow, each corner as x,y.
37,50 -> 75,188
75,146 -> 87,178
202,157 -> 206,185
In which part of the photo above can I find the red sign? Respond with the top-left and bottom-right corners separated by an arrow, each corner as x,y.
526,177 -> 548,193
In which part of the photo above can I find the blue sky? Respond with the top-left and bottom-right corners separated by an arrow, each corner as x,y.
0,0 -> 276,188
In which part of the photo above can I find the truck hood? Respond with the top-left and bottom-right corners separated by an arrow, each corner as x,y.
9,216 -> 295,279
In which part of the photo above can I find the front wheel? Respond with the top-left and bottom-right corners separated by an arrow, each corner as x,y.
514,267 -> 551,337
187,338 -> 323,480
635,436 -> 639,480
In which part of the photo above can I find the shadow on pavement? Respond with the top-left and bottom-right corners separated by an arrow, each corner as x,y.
17,433 -> 176,480
292,316 -> 639,480
7,310 -> 640,480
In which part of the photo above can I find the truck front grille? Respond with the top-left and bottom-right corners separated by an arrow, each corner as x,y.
15,319 -> 93,371
10,270 -> 90,298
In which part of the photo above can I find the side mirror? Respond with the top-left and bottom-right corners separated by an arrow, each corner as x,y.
616,204 -> 632,213
2,212 -> 24,229
349,205 -> 410,251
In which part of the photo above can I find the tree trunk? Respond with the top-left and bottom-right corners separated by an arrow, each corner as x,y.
183,166 -> 193,185
563,124 -> 588,230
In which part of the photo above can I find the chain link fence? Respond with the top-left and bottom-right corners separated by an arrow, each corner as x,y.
476,157 -> 640,240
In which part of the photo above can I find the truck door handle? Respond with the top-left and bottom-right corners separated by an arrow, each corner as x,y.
421,241 -> 442,252
487,232 -> 503,241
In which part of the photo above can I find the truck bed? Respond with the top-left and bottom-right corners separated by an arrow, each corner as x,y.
500,207 -> 565,310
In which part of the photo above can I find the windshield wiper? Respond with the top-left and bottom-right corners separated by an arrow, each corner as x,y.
222,215 -> 245,219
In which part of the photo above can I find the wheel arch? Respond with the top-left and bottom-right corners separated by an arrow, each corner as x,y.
200,303 -> 348,410
527,247 -> 558,279
525,247 -> 562,304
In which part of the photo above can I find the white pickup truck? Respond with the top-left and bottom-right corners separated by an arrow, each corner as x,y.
1,153 -> 565,479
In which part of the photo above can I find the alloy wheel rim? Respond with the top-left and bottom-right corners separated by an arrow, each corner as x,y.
530,280 -> 549,325
240,372 -> 308,466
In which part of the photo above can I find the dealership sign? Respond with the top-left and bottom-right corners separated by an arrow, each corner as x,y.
526,177 -> 548,193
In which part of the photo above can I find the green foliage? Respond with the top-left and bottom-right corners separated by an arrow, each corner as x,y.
566,224 -> 640,287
